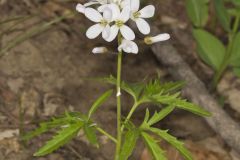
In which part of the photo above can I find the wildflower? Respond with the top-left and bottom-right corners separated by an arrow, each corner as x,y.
106,6 -> 135,42
118,39 -> 138,54
85,7 -> 113,40
129,0 -> 155,35
92,47 -> 108,54
144,33 -> 170,44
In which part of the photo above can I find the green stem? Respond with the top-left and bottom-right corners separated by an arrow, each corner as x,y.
212,15 -> 240,87
96,127 -> 117,143
121,102 -> 139,132
114,34 -> 123,160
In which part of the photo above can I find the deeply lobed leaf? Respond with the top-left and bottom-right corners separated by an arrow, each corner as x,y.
34,122 -> 84,156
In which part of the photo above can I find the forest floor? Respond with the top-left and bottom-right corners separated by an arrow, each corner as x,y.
0,0 -> 240,160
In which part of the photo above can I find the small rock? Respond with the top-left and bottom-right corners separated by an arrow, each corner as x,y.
7,78 -> 24,94
43,92 -> 66,116
0,129 -> 19,141
20,88 -> 41,118
218,72 -> 240,113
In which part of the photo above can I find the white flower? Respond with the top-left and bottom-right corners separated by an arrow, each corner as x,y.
128,0 -> 155,35
92,47 -> 108,54
76,0 -> 109,14
85,7 -> 113,40
144,33 -> 170,44
118,39 -> 138,54
76,3 -> 86,13
106,6 -> 135,42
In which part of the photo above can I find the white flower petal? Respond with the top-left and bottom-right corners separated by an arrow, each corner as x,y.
121,0 -> 131,9
120,25 -> 135,40
136,18 -> 150,35
85,8 -> 103,22
106,25 -> 119,42
131,0 -> 140,12
84,1 -> 99,7
118,40 -> 138,54
139,5 -> 155,18
76,3 -> 85,13
119,7 -> 130,22
98,4 -> 108,12
152,33 -> 170,42
86,24 -> 104,39
103,7 -> 113,22
108,3 -> 121,20
102,24 -> 111,40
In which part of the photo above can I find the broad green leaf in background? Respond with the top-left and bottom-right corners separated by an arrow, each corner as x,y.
119,129 -> 140,160
231,0 -> 240,6
233,67 -> 240,77
193,29 -> 226,70
88,90 -> 113,119
141,132 -> 167,160
228,8 -> 240,17
149,128 -> 193,160
214,0 -> 231,32
34,122 -> 83,156
84,124 -> 99,147
185,0 -> 209,27
230,32 -> 240,67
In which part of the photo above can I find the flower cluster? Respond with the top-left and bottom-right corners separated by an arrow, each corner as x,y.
76,0 -> 170,54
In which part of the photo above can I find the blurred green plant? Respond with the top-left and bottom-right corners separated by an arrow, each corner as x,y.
185,0 -> 240,87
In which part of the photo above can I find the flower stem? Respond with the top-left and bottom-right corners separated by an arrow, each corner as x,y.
121,102 -> 139,132
96,127 -> 117,143
115,34 -> 123,160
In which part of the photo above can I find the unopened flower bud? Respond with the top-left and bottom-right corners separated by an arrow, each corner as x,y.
144,33 -> 170,45
92,47 -> 108,54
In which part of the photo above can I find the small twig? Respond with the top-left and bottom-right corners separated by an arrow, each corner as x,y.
67,145 -> 88,160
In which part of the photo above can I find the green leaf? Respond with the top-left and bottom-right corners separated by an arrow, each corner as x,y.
233,67 -> 240,77
214,0 -> 231,32
119,129 -> 140,160
22,114 -> 80,141
148,128 -> 193,160
141,132 -> 167,160
143,79 -> 182,97
160,81 -> 185,94
160,95 -> 211,116
142,92 -> 210,116
104,75 -> 144,101
34,122 -> 83,156
147,106 -> 175,126
84,124 -> 99,147
143,109 -> 150,123
185,0 -> 209,27
193,29 -> 226,70
88,90 -> 113,119
231,0 -> 240,6
230,32 -> 240,67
